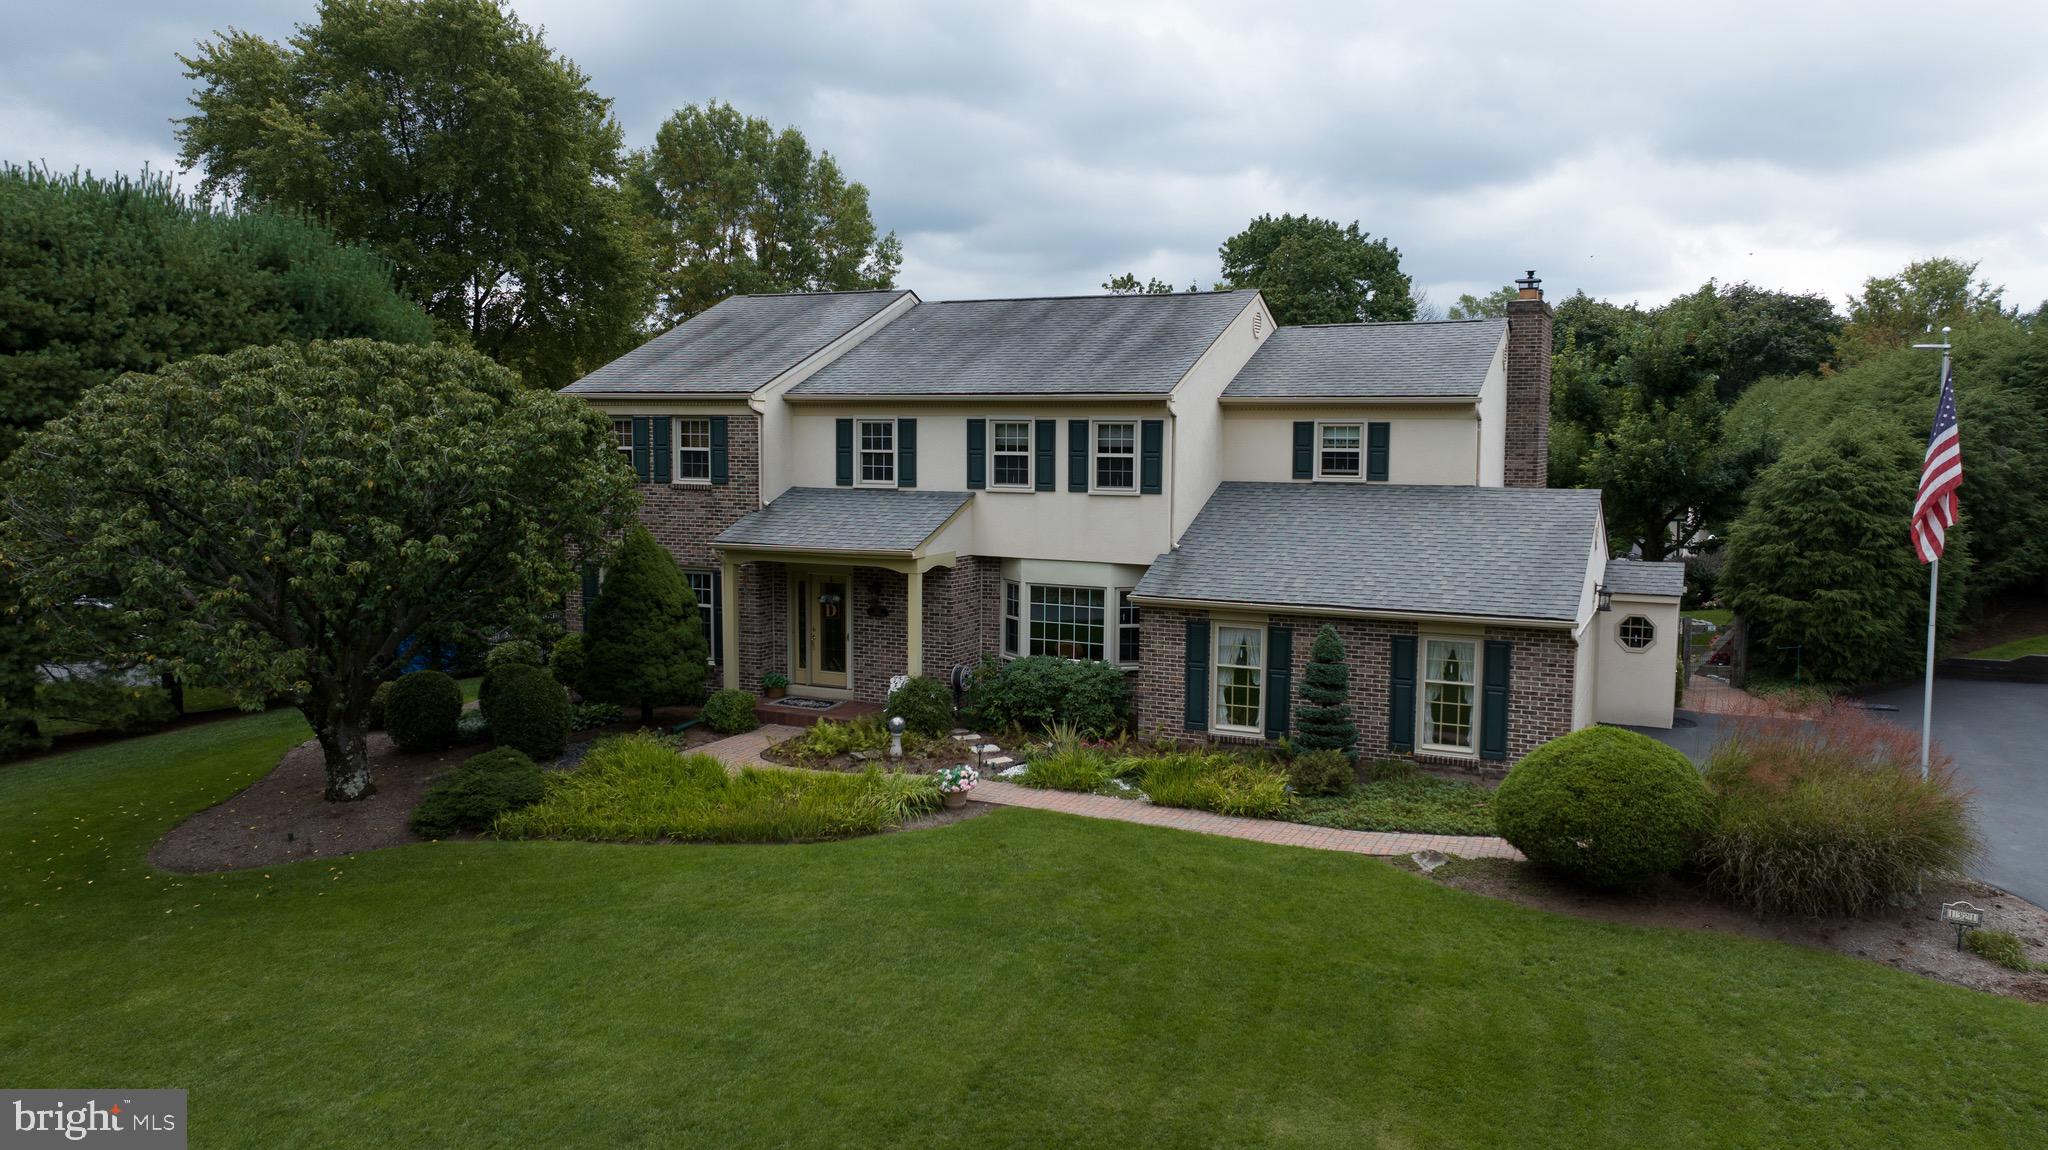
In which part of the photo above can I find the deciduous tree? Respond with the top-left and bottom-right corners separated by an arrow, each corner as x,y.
1217,214 -> 1414,325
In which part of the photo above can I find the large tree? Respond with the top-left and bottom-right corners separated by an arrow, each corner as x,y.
1218,214 -> 1415,325
0,340 -> 636,799
628,101 -> 902,323
175,0 -> 649,388
1839,257 -> 2009,363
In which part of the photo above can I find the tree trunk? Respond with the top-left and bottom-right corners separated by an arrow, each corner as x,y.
310,716 -> 376,802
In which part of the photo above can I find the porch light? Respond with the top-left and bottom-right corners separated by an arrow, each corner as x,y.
1595,583 -> 1613,613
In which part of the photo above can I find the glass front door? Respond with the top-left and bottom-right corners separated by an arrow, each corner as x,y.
790,573 -> 851,690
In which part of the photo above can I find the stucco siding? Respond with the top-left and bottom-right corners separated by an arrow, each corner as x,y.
1592,595 -> 1682,728
1218,404 -> 1483,486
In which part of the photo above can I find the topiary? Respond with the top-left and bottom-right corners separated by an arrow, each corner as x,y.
366,680 -> 395,730
410,747 -> 544,838
550,632 -> 586,693
1493,726 -> 1710,890
582,524 -> 709,725
385,669 -> 463,752
1292,624 -> 1357,755
479,639 -> 545,719
702,688 -> 758,734
487,662 -> 570,760
1287,748 -> 1355,797
886,675 -> 955,737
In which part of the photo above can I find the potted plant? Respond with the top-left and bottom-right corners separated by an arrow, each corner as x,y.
936,764 -> 979,809
761,672 -> 789,701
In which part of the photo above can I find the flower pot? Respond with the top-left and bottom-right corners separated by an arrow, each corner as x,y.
943,790 -> 968,809
764,686 -> 786,700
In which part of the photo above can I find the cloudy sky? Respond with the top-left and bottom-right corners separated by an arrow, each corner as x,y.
8,1 -> 2048,312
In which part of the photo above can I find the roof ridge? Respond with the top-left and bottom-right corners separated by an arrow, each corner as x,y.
1276,317 -> 1504,331
925,289 -> 1255,304
729,288 -> 910,299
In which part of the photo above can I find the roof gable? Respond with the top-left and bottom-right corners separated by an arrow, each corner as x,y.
1223,318 -> 1506,400
563,290 -> 911,396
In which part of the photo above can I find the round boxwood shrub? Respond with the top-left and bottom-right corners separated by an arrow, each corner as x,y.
479,639 -> 545,718
886,675 -> 955,737
1493,726 -> 1709,889
366,680 -> 395,731
702,688 -> 759,734
550,632 -> 586,693
385,669 -> 464,752
1286,748 -> 1355,797
485,662 -> 570,760
410,747 -> 544,838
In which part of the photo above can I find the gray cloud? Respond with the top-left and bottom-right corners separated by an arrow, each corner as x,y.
7,0 -> 2046,310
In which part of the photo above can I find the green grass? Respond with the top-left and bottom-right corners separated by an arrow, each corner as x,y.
4,713 -> 2047,1146
1686,608 -> 1734,628
1294,774 -> 1497,836
1965,633 -> 2048,660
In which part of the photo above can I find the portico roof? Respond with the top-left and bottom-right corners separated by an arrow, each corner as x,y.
714,487 -> 972,556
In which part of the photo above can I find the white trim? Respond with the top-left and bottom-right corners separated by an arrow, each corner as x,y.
1313,420 -> 1364,480
1211,622 -> 1266,735
854,418 -> 897,487
1125,592 -> 1577,631
988,419 -> 1034,491
1418,635 -> 1480,756
672,416 -> 713,485
1092,420 -> 1139,493
1615,613 -> 1656,652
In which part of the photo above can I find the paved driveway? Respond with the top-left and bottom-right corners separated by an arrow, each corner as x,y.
1632,679 -> 2045,907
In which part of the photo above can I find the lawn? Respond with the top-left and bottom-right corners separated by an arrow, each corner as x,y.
4,713 -> 2046,1147
1967,633 -> 2048,660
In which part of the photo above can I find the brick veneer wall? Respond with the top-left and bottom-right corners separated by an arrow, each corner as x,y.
1504,295 -> 1553,489
921,556 -> 1003,681
1135,608 -> 1578,764
851,568 -> 907,702
737,561 -> 788,691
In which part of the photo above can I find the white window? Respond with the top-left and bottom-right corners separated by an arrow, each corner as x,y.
1029,584 -> 1104,661
1116,589 -> 1141,664
1213,625 -> 1264,733
1618,615 -> 1656,650
1003,581 -> 1021,655
991,421 -> 1032,488
675,418 -> 711,483
1422,638 -> 1478,752
612,418 -> 635,459
1095,422 -> 1136,491
858,420 -> 895,485
1318,423 -> 1362,479
683,570 -> 719,665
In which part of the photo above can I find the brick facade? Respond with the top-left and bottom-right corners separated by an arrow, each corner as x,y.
736,560 -> 789,691
1136,607 -> 1577,766
1504,291 -> 1553,489
921,556 -> 1004,681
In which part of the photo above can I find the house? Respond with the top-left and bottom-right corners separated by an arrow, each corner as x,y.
561,272 -> 1685,765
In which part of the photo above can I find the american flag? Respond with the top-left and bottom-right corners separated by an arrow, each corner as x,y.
1911,359 -> 1963,564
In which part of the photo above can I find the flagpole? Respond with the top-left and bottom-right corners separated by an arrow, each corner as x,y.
1910,328 -> 1953,780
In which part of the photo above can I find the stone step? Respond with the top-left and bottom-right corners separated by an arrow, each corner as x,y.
951,733 -> 985,742
982,755 -> 1015,766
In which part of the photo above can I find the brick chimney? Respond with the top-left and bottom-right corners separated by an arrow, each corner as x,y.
1503,270 -> 1552,488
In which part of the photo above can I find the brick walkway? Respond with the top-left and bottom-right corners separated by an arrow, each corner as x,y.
970,779 -> 1523,860
697,724 -> 806,769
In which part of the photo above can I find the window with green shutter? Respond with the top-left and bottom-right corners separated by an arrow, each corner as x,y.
896,418 -> 917,487
1034,420 -> 1055,491
709,415 -> 729,485
1265,626 -> 1292,738
1367,421 -> 1390,482
1388,634 -> 1417,752
1292,421 -> 1313,479
834,418 -> 854,486
1480,639 -> 1511,760
1068,419 -> 1089,492
1182,618 -> 1209,731
966,419 -> 987,489
1140,419 -> 1164,493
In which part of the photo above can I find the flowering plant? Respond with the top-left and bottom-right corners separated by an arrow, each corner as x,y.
935,764 -> 979,794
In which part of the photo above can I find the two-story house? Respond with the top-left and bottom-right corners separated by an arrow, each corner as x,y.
562,272 -> 1684,766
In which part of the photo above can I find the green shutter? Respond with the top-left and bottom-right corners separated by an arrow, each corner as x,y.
1069,419 -> 1089,492
709,415 -> 729,485
709,569 -> 724,665
579,564 -> 599,629
897,418 -> 917,487
1034,419 -> 1055,492
966,419 -> 986,489
835,418 -> 854,486
651,416 -> 672,484
1480,639 -> 1511,761
1265,625 -> 1292,739
1388,634 -> 1417,752
1183,618 -> 1210,731
631,417 -> 652,483
1367,421 -> 1390,482
1140,419 -> 1163,494
1292,421 -> 1313,479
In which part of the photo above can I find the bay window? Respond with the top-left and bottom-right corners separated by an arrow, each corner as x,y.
1028,584 -> 1104,661
1003,580 -> 1021,655
1117,589 -> 1141,664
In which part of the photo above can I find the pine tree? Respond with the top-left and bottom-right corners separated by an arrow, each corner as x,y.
1293,625 -> 1357,754
581,525 -> 709,725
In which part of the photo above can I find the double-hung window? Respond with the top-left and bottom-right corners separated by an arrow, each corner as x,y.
1318,423 -> 1362,478
612,418 -> 635,460
857,420 -> 896,485
1095,422 -> 1136,491
1422,638 -> 1478,752
675,418 -> 712,482
1028,584 -> 1104,661
1003,581 -> 1021,655
1213,625 -> 1264,733
683,570 -> 720,665
1116,589 -> 1141,664
991,421 -> 1032,488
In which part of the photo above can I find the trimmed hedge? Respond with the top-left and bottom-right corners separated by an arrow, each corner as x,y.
1493,726 -> 1710,890
479,639 -> 545,718
886,675 -> 954,737
410,747 -> 544,838
703,689 -> 758,734
487,662 -> 570,760
366,680 -> 394,730
963,655 -> 1129,737
386,670 -> 463,752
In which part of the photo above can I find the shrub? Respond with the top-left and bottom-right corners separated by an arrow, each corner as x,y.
702,689 -> 758,734
385,670 -> 463,752
567,701 -> 621,731
479,638 -> 545,718
1494,726 -> 1710,890
410,747 -> 544,838
1696,707 -> 1979,917
1294,774 -> 1496,837
456,711 -> 491,745
762,671 -> 789,691
487,662 -> 570,760
781,716 -> 887,761
1360,757 -> 1417,783
1020,745 -> 1116,792
962,655 -> 1129,737
366,681 -> 394,730
550,632 -> 586,693
886,675 -> 955,737
1287,748 -> 1355,797
1293,625 -> 1357,754
1965,930 -> 2038,973
582,524 -> 709,724
1137,752 -> 1291,818
34,674 -> 178,735
493,731 -> 938,842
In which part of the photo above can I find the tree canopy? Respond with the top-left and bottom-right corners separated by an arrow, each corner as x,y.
1448,285 -> 1515,320
1102,272 -> 1177,295
1839,257 -> 2010,362
628,101 -> 901,324
175,0 -> 650,388
0,340 -> 636,799
1217,214 -> 1415,325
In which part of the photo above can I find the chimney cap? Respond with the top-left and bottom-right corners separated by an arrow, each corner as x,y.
1515,269 -> 1543,300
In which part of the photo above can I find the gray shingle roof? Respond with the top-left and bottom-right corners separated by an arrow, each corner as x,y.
1134,482 -> 1603,622
1604,559 -> 1685,598
714,487 -> 971,553
563,291 -> 910,396
1222,318 -> 1506,399
788,291 -> 1260,396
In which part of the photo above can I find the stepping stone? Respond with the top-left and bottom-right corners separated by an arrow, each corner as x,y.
951,733 -> 985,742
983,755 -> 1014,766
971,743 -> 1001,755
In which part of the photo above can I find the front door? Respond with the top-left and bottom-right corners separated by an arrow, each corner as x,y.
790,572 -> 851,691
